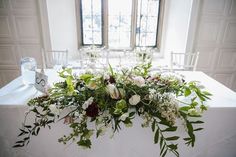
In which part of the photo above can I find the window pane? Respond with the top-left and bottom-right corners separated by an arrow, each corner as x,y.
136,0 -> 160,47
83,31 -> 93,44
108,0 -> 132,48
81,0 -> 102,45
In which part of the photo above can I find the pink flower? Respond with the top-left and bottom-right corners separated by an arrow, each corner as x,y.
133,76 -> 145,87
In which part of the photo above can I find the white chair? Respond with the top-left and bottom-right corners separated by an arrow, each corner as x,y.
46,50 -> 68,68
170,52 -> 199,71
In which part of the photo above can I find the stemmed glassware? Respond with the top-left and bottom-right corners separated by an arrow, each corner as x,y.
79,46 -> 108,71
135,47 -> 154,64
77,46 -> 155,72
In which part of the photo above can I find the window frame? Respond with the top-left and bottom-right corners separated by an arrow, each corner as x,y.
75,0 -> 165,51
79,0 -> 104,46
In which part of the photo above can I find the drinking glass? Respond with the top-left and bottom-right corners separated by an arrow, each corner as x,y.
20,57 -> 37,85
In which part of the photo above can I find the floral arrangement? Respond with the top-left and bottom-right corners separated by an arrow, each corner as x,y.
14,63 -> 212,157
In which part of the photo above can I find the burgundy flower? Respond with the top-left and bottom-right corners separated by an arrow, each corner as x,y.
85,102 -> 99,117
109,76 -> 116,84
104,76 -> 116,84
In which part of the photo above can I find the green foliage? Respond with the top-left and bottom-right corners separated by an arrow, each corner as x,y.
80,73 -> 94,83
134,62 -> 152,78
14,63 -> 212,157
108,63 -> 115,76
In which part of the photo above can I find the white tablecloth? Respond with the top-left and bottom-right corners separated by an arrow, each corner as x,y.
0,70 -> 236,157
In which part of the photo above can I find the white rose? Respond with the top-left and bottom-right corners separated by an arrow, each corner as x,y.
119,112 -> 129,121
106,84 -> 120,99
129,95 -> 141,105
133,76 -> 145,87
49,104 -> 60,115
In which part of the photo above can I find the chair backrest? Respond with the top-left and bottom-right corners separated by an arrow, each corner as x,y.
170,52 -> 199,71
46,50 -> 68,68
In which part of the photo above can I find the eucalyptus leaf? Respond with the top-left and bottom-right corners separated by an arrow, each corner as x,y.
190,121 -> 204,124
166,136 -> 179,141
161,149 -> 168,157
154,129 -> 159,144
194,128 -> 203,131
162,126 -> 177,132
184,88 -> 191,96
152,120 -> 156,132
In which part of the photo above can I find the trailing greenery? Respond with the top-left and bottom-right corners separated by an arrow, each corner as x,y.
14,64 -> 211,157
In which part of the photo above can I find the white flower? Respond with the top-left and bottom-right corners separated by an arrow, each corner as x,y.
29,106 -> 35,111
138,107 -> 144,113
49,104 -> 60,115
133,76 -> 145,87
82,97 -> 94,109
119,112 -> 129,121
118,88 -> 126,98
102,110 -> 110,118
161,72 -> 184,84
37,106 -> 47,115
106,84 -> 120,99
74,111 -> 80,117
79,111 -> 86,120
149,88 -> 157,99
161,111 -> 168,118
80,87 -> 85,91
149,88 -> 156,94
188,108 -> 200,116
129,95 -> 141,105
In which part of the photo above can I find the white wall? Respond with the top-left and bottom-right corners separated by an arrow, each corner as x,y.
46,0 -> 78,58
0,0 -> 43,87
160,0 -> 193,64
187,0 -> 236,91
46,0 -> 193,63
161,0 -> 193,53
